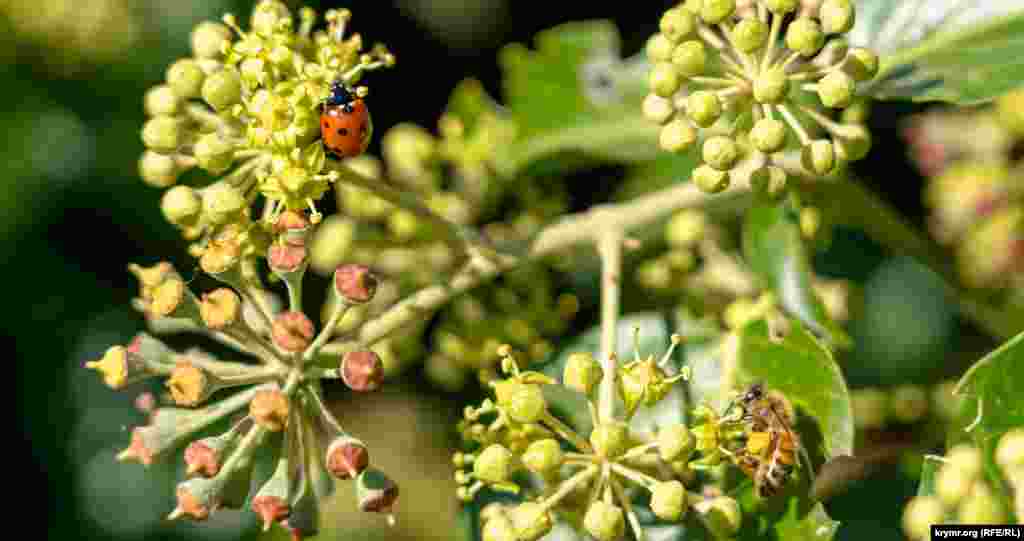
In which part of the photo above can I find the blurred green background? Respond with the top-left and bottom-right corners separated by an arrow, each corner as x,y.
5,0 -> 989,539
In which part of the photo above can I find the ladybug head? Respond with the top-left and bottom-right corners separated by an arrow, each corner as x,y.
327,80 -> 355,106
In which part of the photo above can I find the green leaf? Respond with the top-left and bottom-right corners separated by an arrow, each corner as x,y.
742,202 -> 851,348
915,455 -> 943,497
496,21 -> 658,174
954,330 -> 1024,442
672,306 -> 729,412
851,0 -> 1024,104
736,319 -> 854,460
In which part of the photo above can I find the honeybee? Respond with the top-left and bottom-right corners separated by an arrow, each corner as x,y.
723,383 -> 802,498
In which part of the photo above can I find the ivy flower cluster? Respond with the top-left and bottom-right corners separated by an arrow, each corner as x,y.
138,0 -> 393,258
89,210 -> 399,536
902,429 -> 1024,540
643,0 -> 877,194
453,338 -> 797,540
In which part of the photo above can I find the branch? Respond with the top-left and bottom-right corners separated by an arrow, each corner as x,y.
597,229 -> 624,423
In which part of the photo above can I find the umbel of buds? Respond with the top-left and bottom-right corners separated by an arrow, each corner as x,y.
645,0 -> 878,194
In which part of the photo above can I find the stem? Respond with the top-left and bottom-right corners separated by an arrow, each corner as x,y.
540,411 -> 594,454
609,476 -> 645,541
610,463 -> 659,489
537,465 -> 599,513
597,229 -> 623,423
303,298 -> 351,362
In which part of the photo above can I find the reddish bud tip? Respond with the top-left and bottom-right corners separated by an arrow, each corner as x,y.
268,243 -> 308,272
274,210 -> 311,246
333,264 -> 378,303
119,427 -> 156,465
184,441 -> 222,477
252,495 -> 290,531
341,350 -> 384,392
166,363 -> 209,407
327,437 -> 370,480
174,484 -> 216,521
271,311 -> 315,352
134,392 -> 157,414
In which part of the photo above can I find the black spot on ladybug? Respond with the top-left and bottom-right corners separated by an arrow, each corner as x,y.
342,104 -> 354,114
337,128 -> 349,136
359,123 -> 367,135
323,122 -> 329,128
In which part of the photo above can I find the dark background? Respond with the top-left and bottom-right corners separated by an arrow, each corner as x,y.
4,1 -> 958,540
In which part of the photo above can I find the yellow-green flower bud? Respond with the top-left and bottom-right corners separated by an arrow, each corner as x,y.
786,18 -> 825,57
946,444 -> 983,480
763,0 -> 798,14
957,482 -> 1006,523
801,139 -> 836,175
658,424 -> 695,462
522,439 -> 563,474
750,118 -> 788,153
660,119 -> 697,153
818,71 -> 855,109
813,39 -> 849,69
665,210 -> 706,247
754,68 -> 790,104
142,116 -> 185,153
564,351 -> 603,395
162,186 -> 202,228
506,383 -> 546,424
650,62 -> 682,97
590,422 -> 630,458
638,258 -> 673,290
695,496 -> 741,538
935,462 -> 972,507
694,164 -> 730,193
194,132 -> 236,175
702,136 -> 739,171
139,151 -> 184,188
820,0 -> 856,34
509,502 -> 553,541
996,428 -> 1024,473
167,59 -> 205,99
699,0 -> 735,24
750,165 -> 788,200
902,496 -> 946,541
671,40 -> 707,77
647,34 -> 676,62
834,124 -> 872,161
474,444 -> 513,484
145,85 -> 182,117
482,514 -> 517,541
888,384 -> 928,424
799,207 -> 822,240
845,48 -> 879,82
251,0 -> 293,36
202,68 -> 242,111
651,480 -> 687,521
583,500 -> 625,541
643,94 -> 676,124
191,21 -> 232,59
851,387 -> 888,429
733,19 -> 769,53
686,91 -> 722,128
660,7 -> 697,43
202,183 -> 247,225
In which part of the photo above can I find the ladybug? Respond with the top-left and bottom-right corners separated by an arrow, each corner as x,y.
320,81 -> 372,158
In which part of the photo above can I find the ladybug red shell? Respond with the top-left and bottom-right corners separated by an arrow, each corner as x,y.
320,82 -> 372,158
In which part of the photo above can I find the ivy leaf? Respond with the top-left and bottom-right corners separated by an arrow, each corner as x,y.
742,202 -> 851,348
851,0 -> 1024,104
736,319 -> 854,461
954,330 -> 1024,443
496,20 -> 658,175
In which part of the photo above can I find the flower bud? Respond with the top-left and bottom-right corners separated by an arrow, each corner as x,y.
763,0 -> 798,13
166,362 -> 212,406
946,444 -> 983,480
482,513 -> 517,541
695,496 -> 741,538
356,468 -> 399,514
694,164 -> 730,193
251,388 -> 289,431
660,119 -> 697,153
139,151 -> 186,188
651,480 -> 687,521
699,0 -> 735,24
170,476 -> 225,521
935,463 -> 972,507
504,383 -> 546,424
750,166 -> 788,200
268,243 -> 307,273
509,502 -> 553,541
834,124 -> 872,161
271,311 -> 314,352
251,0 -> 293,36
326,436 -> 370,479
650,62 -> 682,98
750,118 -> 788,153
996,428 -> 1024,473
184,431 -> 237,477
522,439 -> 563,474
660,7 -> 697,43
903,496 -> 945,541
888,384 -> 928,424
334,264 -> 378,303
474,444 -> 514,484
786,18 -> 825,57
733,18 -> 769,53
341,350 -> 385,392
844,48 -> 879,82
958,482 -> 1006,523
202,183 -> 247,226
199,288 -> 241,330
851,387 -> 888,429
646,34 -> 676,62
686,91 -> 722,128
191,21 -> 232,59
754,68 -> 790,104
194,132 -> 236,175
671,40 -> 706,77
160,185 -> 201,227
666,210 -> 706,247
145,85 -> 182,117
150,279 -> 198,319
658,423 -> 695,462
563,351 -> 604,395
703,136 -> 739,171
167,59 -> 205,99
583,500 -> 625,541
200,239 -> 241,278
820,0 -> 855,34
86,345 -> 159,389
818,71 -> 855,109
142,115 -> 185,153
202,68 -> 242,111
590,422 -> 630,458
801,139 -> 836,175
643,93 -> 675,124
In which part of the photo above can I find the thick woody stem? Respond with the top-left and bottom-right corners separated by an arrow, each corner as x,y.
597,227 -> 623,423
